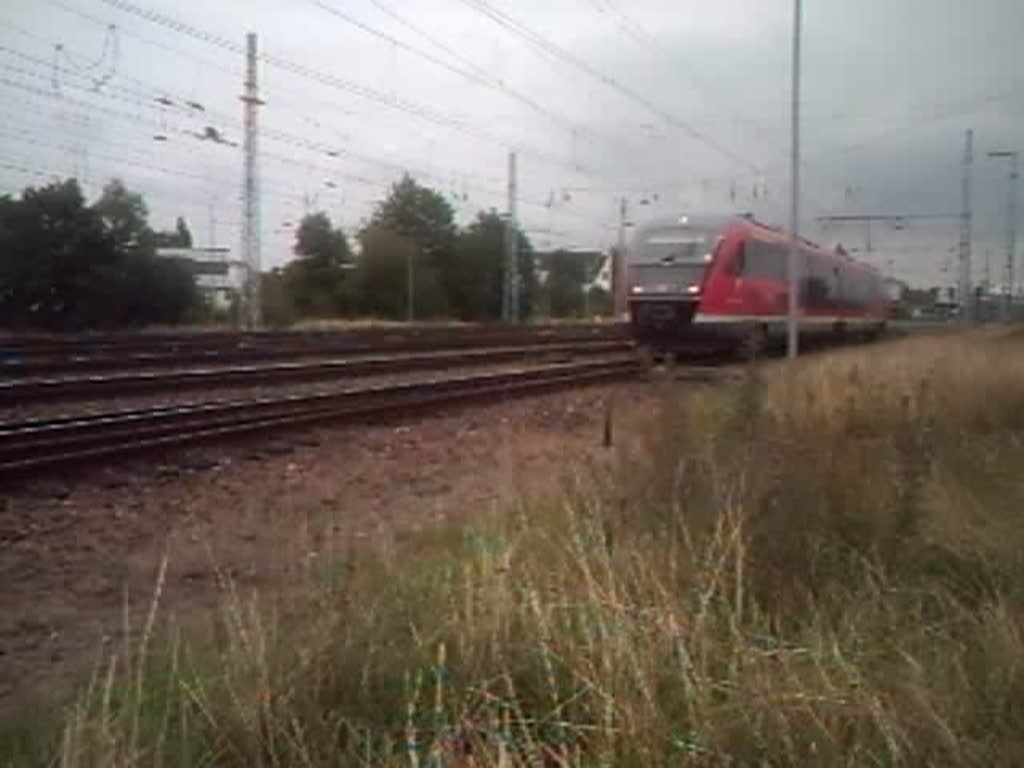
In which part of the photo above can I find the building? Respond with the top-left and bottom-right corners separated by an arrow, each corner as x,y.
533,249 -> 613,317
882,277 -> 907,304
533,249 -> 609,289
156,247 -> 246,310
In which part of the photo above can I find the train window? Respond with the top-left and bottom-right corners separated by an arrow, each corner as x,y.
745,239 -> 788,281
637,228 -> 712,263
801,252 -> 830,307
839,269 -> 872,309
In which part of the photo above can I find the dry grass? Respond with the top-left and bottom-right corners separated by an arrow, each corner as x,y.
5,329 -> 1024,766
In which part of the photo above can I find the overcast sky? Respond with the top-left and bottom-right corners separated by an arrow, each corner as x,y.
1,0 -> 1022,288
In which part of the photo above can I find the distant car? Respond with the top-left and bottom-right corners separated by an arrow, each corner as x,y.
627,213 -> 887,352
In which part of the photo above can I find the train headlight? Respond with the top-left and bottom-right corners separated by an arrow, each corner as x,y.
631,285 -> 645,294
686,284 -> 700,294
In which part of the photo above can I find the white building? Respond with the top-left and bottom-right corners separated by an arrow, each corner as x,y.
156,247 -> 246,310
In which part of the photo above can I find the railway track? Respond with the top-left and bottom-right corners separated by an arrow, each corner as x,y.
0,324 -> 629,376
0,356 -> 642,476
0,340 -> 631,403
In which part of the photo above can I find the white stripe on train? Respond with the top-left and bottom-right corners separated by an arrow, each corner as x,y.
693,314 -> 883,327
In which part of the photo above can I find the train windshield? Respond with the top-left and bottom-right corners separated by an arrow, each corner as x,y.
637,228 -> 715,264
630,227 -> 716,288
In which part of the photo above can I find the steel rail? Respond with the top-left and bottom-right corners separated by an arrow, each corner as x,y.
0,322 -> 627,354
0,324 -> 629,376
0,357 -> 641,476
0,340 -> 631,403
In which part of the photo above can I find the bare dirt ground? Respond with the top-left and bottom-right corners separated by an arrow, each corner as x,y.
0,382 -> 657,714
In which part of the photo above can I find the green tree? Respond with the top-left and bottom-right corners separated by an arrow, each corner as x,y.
585,284 -> 613,316
0,179 -> 114,330
153,216 -> 194,248
450,210 -> 538,321
0,177 -> 200,330
283,212 -> 354,317
260,267 -> 297,326
356,226 -> 448,319
93,179 -> 154,253
544,249 -> 588,318
369,174 -> 456,259
359,176 -> 456,319
91,180 -> 199,325
174,215 -> 192,248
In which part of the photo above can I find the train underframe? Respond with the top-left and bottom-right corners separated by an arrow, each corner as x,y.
629,299 -> 885,358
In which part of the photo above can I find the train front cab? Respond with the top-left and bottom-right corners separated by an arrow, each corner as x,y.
626,219 -> 713,351
627,221 -> 755,353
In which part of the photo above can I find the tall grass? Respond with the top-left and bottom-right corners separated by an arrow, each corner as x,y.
7,330 -> 1024,766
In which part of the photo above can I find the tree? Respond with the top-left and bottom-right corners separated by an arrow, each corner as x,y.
283,212 -> 354,317
90,180 -> 199,325
356,175 -> 459,320
0,179 -> 114,330
260,267 -> 297,326
153,216 -> 194,248
367,174 -> 460,308
0,178 -> 200,330
369,174 -> 456,258
356,226 -> 448,319
174,216 -> 192,248
585,284 -> 613,316
94,179 -> 153,253
450,210 -> 538,321
544,250 -> 589,318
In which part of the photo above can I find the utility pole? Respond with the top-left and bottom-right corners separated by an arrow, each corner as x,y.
959,129 -> 973,324
208,195 -> 217,249
406,242 -> 415,322
787,0 -> 802,358
241,32 -> 263,329
987,150 -> 1018,321
503,151 -> 518,322
613,196 -> 627,318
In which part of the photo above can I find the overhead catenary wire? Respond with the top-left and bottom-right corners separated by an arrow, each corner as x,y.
0,120 -> 322,217
0,152 -> 247,229
8,7 -> 647,222
454,0 -> 757,173
0,60 -> 615,243
14,1 -> 649,220
0,65 -> 612,238
0,52 -> 532,213
91,0 -> 638,185
307,0 -> 653,167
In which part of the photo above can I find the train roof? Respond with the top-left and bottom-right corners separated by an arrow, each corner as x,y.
632,212 -> 882,277
632,212 -> 747,235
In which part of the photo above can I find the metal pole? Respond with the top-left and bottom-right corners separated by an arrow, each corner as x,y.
241,32 -> 263,329
786,0 -> 802,358
985,247 -> 992,309
406,243 -> 414,322
208,195 -> 217,249
959,129 -> 973,324
503,151 -> 518,322
988,151 -> 1018,321
1009,153 -> 1018,319
614,196 -> 627,318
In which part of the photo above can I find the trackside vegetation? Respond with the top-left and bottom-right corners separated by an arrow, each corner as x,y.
5,329 -> 1024,766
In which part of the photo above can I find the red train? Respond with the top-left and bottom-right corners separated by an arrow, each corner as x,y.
626,213 -> 887,351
